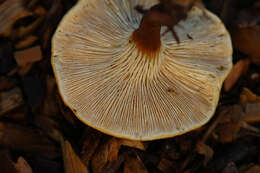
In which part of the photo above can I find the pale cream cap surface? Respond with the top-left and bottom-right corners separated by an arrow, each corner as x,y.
52,0 -> 232,140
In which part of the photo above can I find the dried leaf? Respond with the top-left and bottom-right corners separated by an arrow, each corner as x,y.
14,157 -> 33,173
224,59 -> 251,91
240,88 -> 260,106
91,138 -> 121,173
15,46 -> 43,67
119,139 -> 146,151
61,140 -> 89,173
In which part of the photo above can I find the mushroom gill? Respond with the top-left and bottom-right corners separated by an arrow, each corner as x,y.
52,0 -> 232,140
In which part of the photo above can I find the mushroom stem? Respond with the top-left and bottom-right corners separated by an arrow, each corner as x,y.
131,8 -> 173,57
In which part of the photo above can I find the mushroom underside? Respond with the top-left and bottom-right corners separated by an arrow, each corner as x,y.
52,0 -> 232,140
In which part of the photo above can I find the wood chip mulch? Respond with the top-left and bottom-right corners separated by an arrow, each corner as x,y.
0,0 -> 259,173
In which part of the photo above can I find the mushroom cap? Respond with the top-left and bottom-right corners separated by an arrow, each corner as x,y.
52,0 -> 232,140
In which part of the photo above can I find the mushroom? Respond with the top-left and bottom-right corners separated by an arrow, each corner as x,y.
52,0 -> 232,140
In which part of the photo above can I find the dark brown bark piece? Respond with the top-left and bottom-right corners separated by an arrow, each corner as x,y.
15,46 -> 43,67
91,138 -> 121,173
61,139 -> 89,173
0,87 -> 24,116
14,157 -> 33,173
124,155 -> 148,173
0,37 -> 15,75
0,122 -> 58,158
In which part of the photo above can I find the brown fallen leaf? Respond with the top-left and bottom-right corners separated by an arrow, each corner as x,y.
224,59 -> 251,91
14,46 -> 43,76
0,87 -> 24,116
100,152 -> 129,173
91,137 -> 121,173
124,155 -> 148,173
15,46 -> 43,67
240,88 -> 260,106
61,139 -> 89,173
14,157 -> 33,173
119,139 -> 146,151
